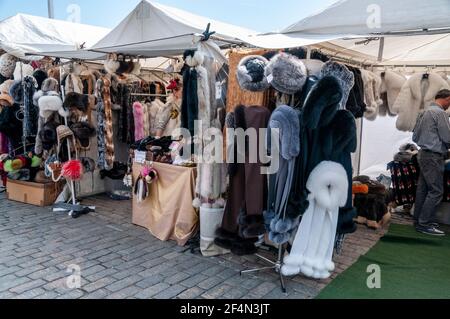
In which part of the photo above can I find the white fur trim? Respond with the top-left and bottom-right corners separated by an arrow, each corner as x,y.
185,51 -> 204,68
13,62 -> 34,81
38,95 -> 64,119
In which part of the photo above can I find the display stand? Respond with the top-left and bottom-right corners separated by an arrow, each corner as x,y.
240,244 -> 287,293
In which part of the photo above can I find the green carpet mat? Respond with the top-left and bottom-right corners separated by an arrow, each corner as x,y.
317,224 -> 450,299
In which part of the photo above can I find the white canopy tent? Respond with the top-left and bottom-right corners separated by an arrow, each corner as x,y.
89,0 -> 328,58
279,0 -> 450,178
0,13 -> 110,60
281,0 -> 450,66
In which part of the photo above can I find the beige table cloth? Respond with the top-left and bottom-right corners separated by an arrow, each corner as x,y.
132,162 -> 198,246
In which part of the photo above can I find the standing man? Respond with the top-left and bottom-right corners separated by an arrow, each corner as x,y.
413,89 -> 450,236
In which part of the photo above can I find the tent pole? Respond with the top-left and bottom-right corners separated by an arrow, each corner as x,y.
47,0 -> 55,19
377,37 -> 385,62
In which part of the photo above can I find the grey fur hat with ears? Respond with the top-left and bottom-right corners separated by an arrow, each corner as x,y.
320,61 -> 355,107
264,53 -> 307,95
237,55 -> 270,92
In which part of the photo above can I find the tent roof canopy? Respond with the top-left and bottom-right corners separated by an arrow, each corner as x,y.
0,13 -> 110,59
90,0 -> 258,57
280,0 -> 450,65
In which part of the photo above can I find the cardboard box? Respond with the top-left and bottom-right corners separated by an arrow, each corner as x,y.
6,179 -> 65,207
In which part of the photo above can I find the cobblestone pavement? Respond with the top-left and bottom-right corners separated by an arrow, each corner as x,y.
0,193 -> 403,299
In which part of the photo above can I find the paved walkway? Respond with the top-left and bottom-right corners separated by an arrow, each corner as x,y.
0,193 -> 397,299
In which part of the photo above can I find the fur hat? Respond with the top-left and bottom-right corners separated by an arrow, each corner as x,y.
39,121 -> 58,151
38,93 -> 68,119
237,55 -> 270,92
320,61 -> 355,107
0,93 -> 13,106
32,70 -> 48,90
183,50 -> 204,68
13,62 -> 34,81
41,78 -> 59,93
9,81 -> 23,104
70,121 -> 96,148
64,92 -> 93,113
0,79 -> 14,95
264,53 -> 307,95
0,54 -> 18,78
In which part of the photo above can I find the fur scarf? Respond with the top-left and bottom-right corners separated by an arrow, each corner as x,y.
133,102 -> 145,142
362,70 -> 383,121
96,77 -> 114,170
282,161 -> 348,279
379,71 -> 406,116
393,73 -> 450,132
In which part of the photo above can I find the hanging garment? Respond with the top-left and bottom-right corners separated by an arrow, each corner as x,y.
378,70 -> 406,116
133,102 -> 145,142
265,105 -> 301,244
64,73 -> 84,94
0,132 -> 8,153
393,73 -> 450,132
154,94 -> 181,137
219,105 -> 271,237
362,70 -> 383,121
282,161 -> 348,279
23,76 -> 39,137
286,75 -> 357,235
345,66 -> 367,118
387,157 -> 420,206
0,104 -> 23,150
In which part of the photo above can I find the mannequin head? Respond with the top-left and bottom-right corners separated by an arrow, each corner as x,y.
435,89 -> 450,110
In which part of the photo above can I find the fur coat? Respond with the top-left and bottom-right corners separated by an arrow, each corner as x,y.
393,73 -> 450,132
287,75 -> 357,234
379,71 -> 406,116
154,94 -> 181,137
345,66 -> 367,118
362,70 -> 383,121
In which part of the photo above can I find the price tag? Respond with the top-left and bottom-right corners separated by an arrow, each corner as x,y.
134,151 -> 146,164
267,74 -> 274,84
215,82 -> 222,100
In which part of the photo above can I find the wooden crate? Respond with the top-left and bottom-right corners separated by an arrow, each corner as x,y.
6,179 -> 65,207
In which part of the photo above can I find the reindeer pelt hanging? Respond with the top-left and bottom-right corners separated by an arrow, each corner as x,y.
64,73 -> 84,94
393,73 -> 450,132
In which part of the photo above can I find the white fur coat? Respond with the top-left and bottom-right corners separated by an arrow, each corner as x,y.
362,70 -> 383,121
393,73 -> 450,132
379,71 -> 406,116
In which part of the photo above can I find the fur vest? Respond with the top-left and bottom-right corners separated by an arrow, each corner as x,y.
282,161 -> 348,279
393,73 -> 450,132
154,95 -> 181,137
64,73 -> 84,94
379,71 -> 406,116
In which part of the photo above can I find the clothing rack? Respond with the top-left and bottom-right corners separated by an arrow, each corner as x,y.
130,93 -> 168,98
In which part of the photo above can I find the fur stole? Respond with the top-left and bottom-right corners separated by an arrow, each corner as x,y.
393,73 -> 449,131
282,161 -> 348,279
98,77 -> 114,170
133,102 -> 145,142
268,105 -> 300,161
